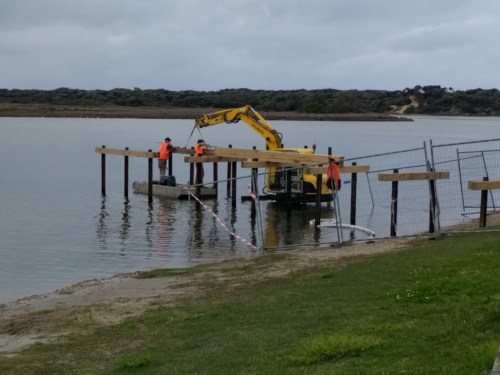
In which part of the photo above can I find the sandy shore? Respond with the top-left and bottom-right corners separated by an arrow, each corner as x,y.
0,237 -> 413,356
2,204 -> 498,356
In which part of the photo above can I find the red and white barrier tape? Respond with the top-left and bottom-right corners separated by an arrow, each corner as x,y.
247,185 -> 259,203
188,192 -> 257,250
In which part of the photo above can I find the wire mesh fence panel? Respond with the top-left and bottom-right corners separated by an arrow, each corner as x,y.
430,138 -> 500,230
336,146 -> 430,239
183,137 -> 500,252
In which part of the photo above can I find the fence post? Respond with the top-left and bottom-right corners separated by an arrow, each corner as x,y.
350,162 -> 357,226
479,177 -> 489,228
390,169 -> 399,237
428,171 -> 437,233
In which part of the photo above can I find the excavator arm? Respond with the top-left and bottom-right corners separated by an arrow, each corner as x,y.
195,105 -> 283,150
194,104 -> 335,201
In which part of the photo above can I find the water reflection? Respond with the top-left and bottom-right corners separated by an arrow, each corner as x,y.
154,199 -> 173,258
119,198 -> 131,244
95,192 -> 361,261
189,204 -> 205,250
96,196 -> 109,250
263,202 -> 337,248
145,202 -> 154,251
206,200 -> 221,247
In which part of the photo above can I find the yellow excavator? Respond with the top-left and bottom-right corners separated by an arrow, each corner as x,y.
194,105 -> 335,202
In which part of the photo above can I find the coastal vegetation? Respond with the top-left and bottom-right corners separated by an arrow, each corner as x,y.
1,232 -> 500,374
0,85 -> 499,118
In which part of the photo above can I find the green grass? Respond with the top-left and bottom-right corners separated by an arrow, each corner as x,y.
2,232 -> 500,374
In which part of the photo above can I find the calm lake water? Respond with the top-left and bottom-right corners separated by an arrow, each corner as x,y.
1,115 -> 499,303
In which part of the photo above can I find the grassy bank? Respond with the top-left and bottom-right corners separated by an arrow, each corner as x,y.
1,233 -> 500,374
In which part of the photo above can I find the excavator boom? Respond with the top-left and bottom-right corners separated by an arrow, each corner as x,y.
195,105 -> 283,150
194,104 -> 335,202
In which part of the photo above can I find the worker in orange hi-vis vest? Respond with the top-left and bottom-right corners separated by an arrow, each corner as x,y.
194,139 -> 206,183
326,157 -> 341,191
195,139 -> 206,156
158,137 -> 172,178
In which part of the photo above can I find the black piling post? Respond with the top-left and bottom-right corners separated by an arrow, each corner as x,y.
350,162 -> 357,226
148,149 -> 153,204
315,173 -> 322,227
189,147 -> 194,185
479,176 -> 489,228
189,163 -> 194,185
231,161 -> 237,206
251,168 -> 258,218
249,145 -> 258,216
101,145 -> 106,196
168,152 -> 173,177
213,162 -> 218,197
124,147 -> 129,198
195,162 -> 203,198
285,168 -> 292,202
390,169 -> 399,237
227,144 -> 232,196
195,162 -> 203,185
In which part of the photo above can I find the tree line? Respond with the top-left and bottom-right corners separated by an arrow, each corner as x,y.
1,85 -> 499,115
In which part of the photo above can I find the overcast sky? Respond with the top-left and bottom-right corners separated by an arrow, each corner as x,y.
1,0 -> 499,91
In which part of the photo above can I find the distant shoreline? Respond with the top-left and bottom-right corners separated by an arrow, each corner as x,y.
0,103 -> 412,121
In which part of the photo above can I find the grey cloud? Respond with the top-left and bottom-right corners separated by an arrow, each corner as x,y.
1,0 -> 500,90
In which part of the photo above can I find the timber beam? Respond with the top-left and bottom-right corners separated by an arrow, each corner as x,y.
213,147 -> 343,165
468,179 -> 500,190
241,161 -> 308,168
96,146 -> 195,158
96,146 -> 346,169
378,171 -> 450,182
184,155 -> 247,163
304,165 -> 370,174
96,147 -> 155,158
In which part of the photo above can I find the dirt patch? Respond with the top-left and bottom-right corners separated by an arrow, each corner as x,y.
0,237 -> 413,356
391,95 -> 419,114
441,211 -> 500,232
